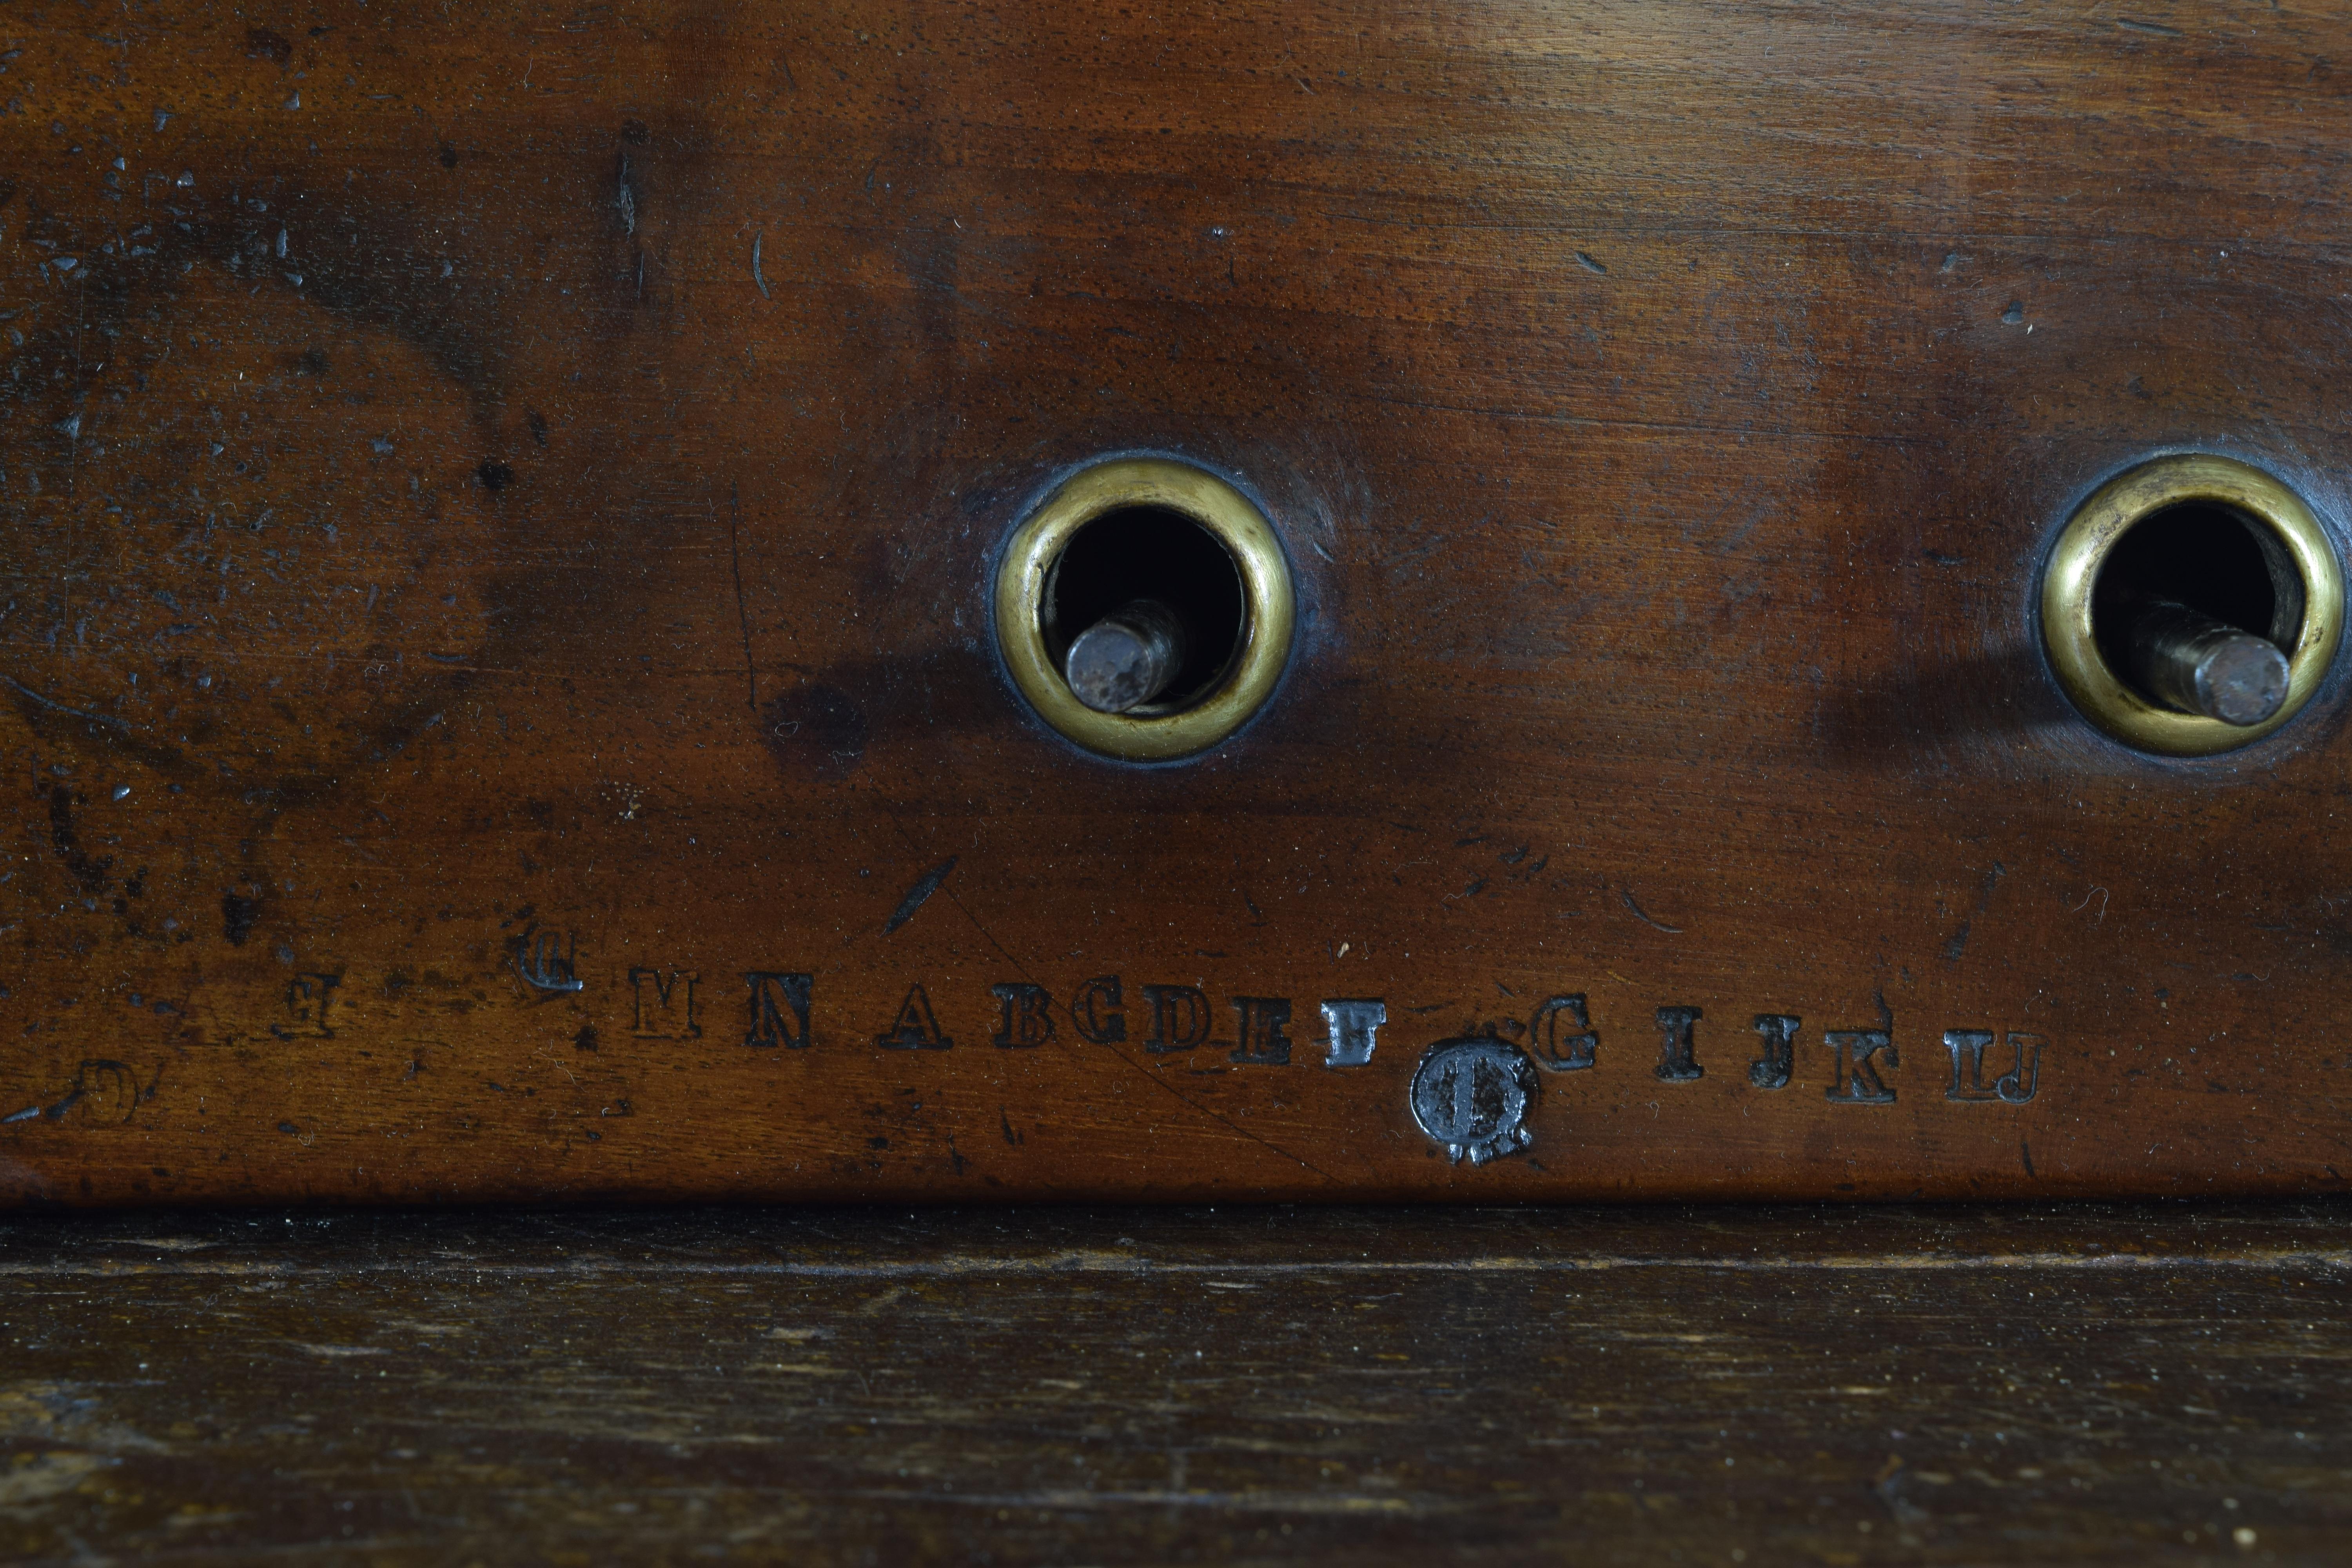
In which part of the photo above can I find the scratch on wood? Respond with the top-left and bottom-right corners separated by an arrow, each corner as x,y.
728,484 -> 757,711
752,231 -> 769,300
884,857 -> 958,935
6,677 -> 128,732
1619,887 -> 1681,935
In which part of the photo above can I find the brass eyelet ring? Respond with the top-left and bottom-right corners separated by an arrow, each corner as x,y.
2042,454 -> 2344,756
994,457 -> 1296,762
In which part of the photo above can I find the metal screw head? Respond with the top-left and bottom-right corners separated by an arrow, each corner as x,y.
2125,599 -> 2290,727
2194,632 -> 2290,725
1063,599 -> 1188,714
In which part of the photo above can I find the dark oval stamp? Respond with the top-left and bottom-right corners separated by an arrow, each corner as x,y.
1409,1037 -> 1539,1166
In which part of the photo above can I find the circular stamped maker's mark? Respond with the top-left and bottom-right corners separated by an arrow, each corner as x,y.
1409,1037 -> 1539,1166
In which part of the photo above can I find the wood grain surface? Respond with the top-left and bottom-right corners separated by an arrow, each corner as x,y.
1,1200 -> 2348,1565
5,0 -> 2352,1203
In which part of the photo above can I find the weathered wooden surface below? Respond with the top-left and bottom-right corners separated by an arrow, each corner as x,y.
0,1200 -> 2347,1564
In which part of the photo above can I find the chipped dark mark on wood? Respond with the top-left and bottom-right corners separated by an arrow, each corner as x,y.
477,461 -> 514,492
527,410 -> 549,447
616,151 -> 639,237
1942,920 -> 1972,962
221,893 -> 261,946
2022,1139 -> 2038,1177
438,142 -> 459,170
884,857 -> 958,936
245,27 -> 294,64
1619,887 -> 1681,934
44,784 -> 113,897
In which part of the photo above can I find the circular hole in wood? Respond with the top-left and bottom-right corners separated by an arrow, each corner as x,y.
1043,507 -> 1246,715
993,457 -> 1294,762
2042,454 -> 2342,755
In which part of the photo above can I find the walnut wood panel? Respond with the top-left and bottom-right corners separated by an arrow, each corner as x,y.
2,1201 -> 2348,1564
4,1 -> 2350,1203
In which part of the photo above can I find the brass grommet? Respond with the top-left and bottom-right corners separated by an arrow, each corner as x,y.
2042,454 -> 2344,755
995,457 -> 1295,762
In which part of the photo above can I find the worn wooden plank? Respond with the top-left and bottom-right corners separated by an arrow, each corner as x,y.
5,0 -> 2352,1201
0,1201 -> 2347,1563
